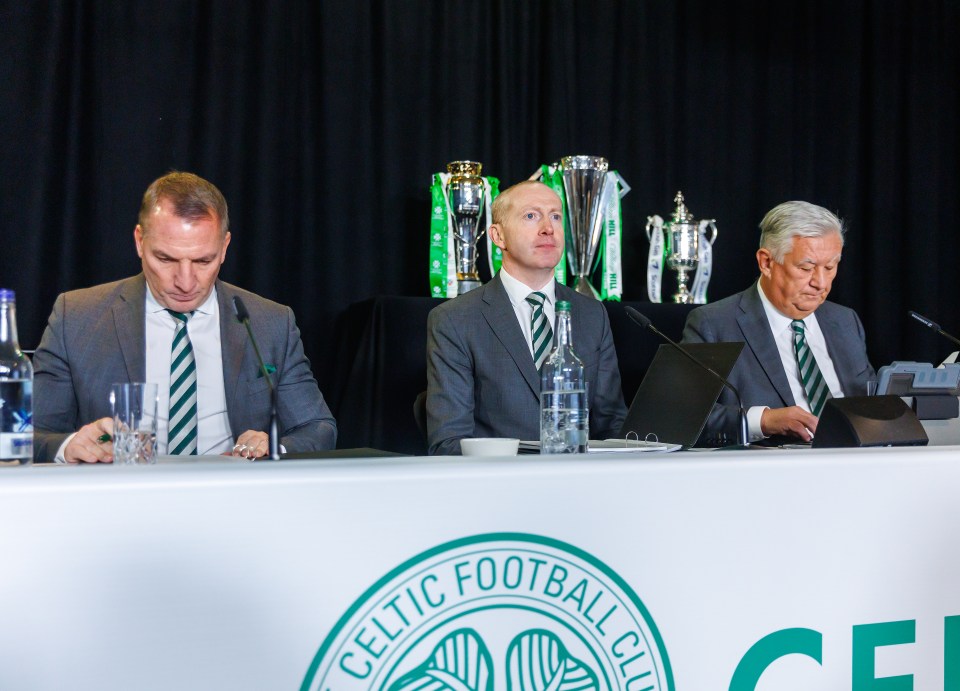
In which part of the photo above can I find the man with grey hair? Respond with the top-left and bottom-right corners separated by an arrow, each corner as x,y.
33,171 -> 337,462
681,200 -> 875,445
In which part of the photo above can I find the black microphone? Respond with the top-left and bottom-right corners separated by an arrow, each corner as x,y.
624,306 -> 750,447
232,296 -> 280,460
908,311 -> 960,348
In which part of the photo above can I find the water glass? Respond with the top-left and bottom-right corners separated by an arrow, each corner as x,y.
110,383 -> 158,465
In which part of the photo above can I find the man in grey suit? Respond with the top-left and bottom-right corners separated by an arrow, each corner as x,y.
682,200 -> 875,444
33,171 -> 336,462
426,180 -> 627,455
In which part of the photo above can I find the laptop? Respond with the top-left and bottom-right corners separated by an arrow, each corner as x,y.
618,341 -> 745,447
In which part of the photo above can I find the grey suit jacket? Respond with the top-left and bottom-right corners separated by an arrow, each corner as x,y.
426,274 -> 627,455
32,275 -> 336,461
681,282 -> 875,444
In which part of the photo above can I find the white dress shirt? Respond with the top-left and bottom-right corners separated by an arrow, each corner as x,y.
498,269 -> 557,360
748,282 -> 845,439
54,287 -> 234,462
145,287 -> 233,455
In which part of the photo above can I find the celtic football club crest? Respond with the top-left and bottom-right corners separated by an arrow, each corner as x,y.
302,533 -> 674,690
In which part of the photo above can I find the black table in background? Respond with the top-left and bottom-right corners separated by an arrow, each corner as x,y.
331,296 -> 697,455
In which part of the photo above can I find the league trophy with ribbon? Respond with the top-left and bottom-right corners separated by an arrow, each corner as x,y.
446,161 -> 486,294
428,161 -> 500,298
561,156 -> 615,299
645,191 -> 718,304
536,155 -> 627,300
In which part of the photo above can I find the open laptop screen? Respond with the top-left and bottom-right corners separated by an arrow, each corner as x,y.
619,341 -> 744,446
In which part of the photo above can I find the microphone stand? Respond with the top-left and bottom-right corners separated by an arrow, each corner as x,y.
233,297 -> 280,460
625,306 -> 749,447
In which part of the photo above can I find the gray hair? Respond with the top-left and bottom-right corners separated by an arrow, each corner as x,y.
759,201 -> 845,263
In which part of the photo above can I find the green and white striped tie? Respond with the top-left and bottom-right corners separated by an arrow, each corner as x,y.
791,319 -> 831,417
167,310 -> 198,455
525,291 -> 553,370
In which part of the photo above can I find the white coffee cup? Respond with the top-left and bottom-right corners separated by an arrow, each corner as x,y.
460,438 -> 520,457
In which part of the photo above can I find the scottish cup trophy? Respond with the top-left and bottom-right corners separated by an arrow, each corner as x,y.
560,155 -> 615,299
446,161 -> 486,294
645,191 -> 718,304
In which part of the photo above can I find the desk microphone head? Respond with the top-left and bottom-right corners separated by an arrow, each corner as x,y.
907,309 -> 960,348
624,306 -> 652,330
233,296 -> 250,323
908,310 -> 939,331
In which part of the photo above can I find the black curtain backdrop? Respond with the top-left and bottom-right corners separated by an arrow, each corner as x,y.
2,1 -> 958,425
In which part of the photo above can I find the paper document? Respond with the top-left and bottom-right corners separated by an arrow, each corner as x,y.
519,440 -> 681,454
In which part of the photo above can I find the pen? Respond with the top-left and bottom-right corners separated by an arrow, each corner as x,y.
97,433 -> 112,443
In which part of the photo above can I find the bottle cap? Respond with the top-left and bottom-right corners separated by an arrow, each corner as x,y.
556,300 -> 571,311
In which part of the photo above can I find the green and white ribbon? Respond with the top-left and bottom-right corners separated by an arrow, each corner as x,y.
483,177 -> 502,277
428,174 -> 500,298
599,171 -> 626,301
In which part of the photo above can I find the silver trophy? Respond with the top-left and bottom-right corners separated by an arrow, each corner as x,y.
446,161 -> 486,294
560,155 -> 614,299
660,191 -> 717,304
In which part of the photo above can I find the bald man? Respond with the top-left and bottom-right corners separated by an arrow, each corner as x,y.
426,180 -> 627,455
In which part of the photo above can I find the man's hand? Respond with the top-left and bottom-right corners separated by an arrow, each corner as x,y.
760,406 -> 819,442
231,430 -> 269,459
64,417 -> 115,463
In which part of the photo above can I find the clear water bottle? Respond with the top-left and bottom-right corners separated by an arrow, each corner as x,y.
0,289 -> 33,466
540,300 -> 588,453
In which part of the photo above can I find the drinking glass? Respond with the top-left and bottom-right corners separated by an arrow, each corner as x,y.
110,383 -> 158,464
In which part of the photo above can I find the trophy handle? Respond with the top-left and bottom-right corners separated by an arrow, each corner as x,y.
700,219 -> 718,245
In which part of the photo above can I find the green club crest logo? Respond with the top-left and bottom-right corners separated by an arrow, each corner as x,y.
302,533 -> 674,690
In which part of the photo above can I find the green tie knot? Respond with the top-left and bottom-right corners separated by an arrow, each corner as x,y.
166,309 -> 192,323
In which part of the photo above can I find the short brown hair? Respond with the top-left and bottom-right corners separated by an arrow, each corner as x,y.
138,171 -> 229,236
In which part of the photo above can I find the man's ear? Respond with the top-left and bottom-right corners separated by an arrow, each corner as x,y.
756,248 -> 774,277
489,224 -> 506,251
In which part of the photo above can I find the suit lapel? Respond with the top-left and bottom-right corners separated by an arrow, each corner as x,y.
480,275 -> 541,398
217,282 -> 248,436
817,305 -> 856,395
114,276 -> 147,382
737,285 -> 796,406
556,282 -> 585,347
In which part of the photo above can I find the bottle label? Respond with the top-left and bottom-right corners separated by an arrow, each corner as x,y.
0,379 -> 33,460
0,433 -> 31,459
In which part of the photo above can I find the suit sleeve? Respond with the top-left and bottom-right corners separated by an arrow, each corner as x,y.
425,307 -> 475,455
844,310 -> 876,395
275,306 -> 337,453
681,307 -> 742,445
589,307 -> 627,439
32,293 -> 78,462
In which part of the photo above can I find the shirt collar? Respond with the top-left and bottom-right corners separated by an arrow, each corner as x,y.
499,268 -> 556,308
145,284 -> 218,316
